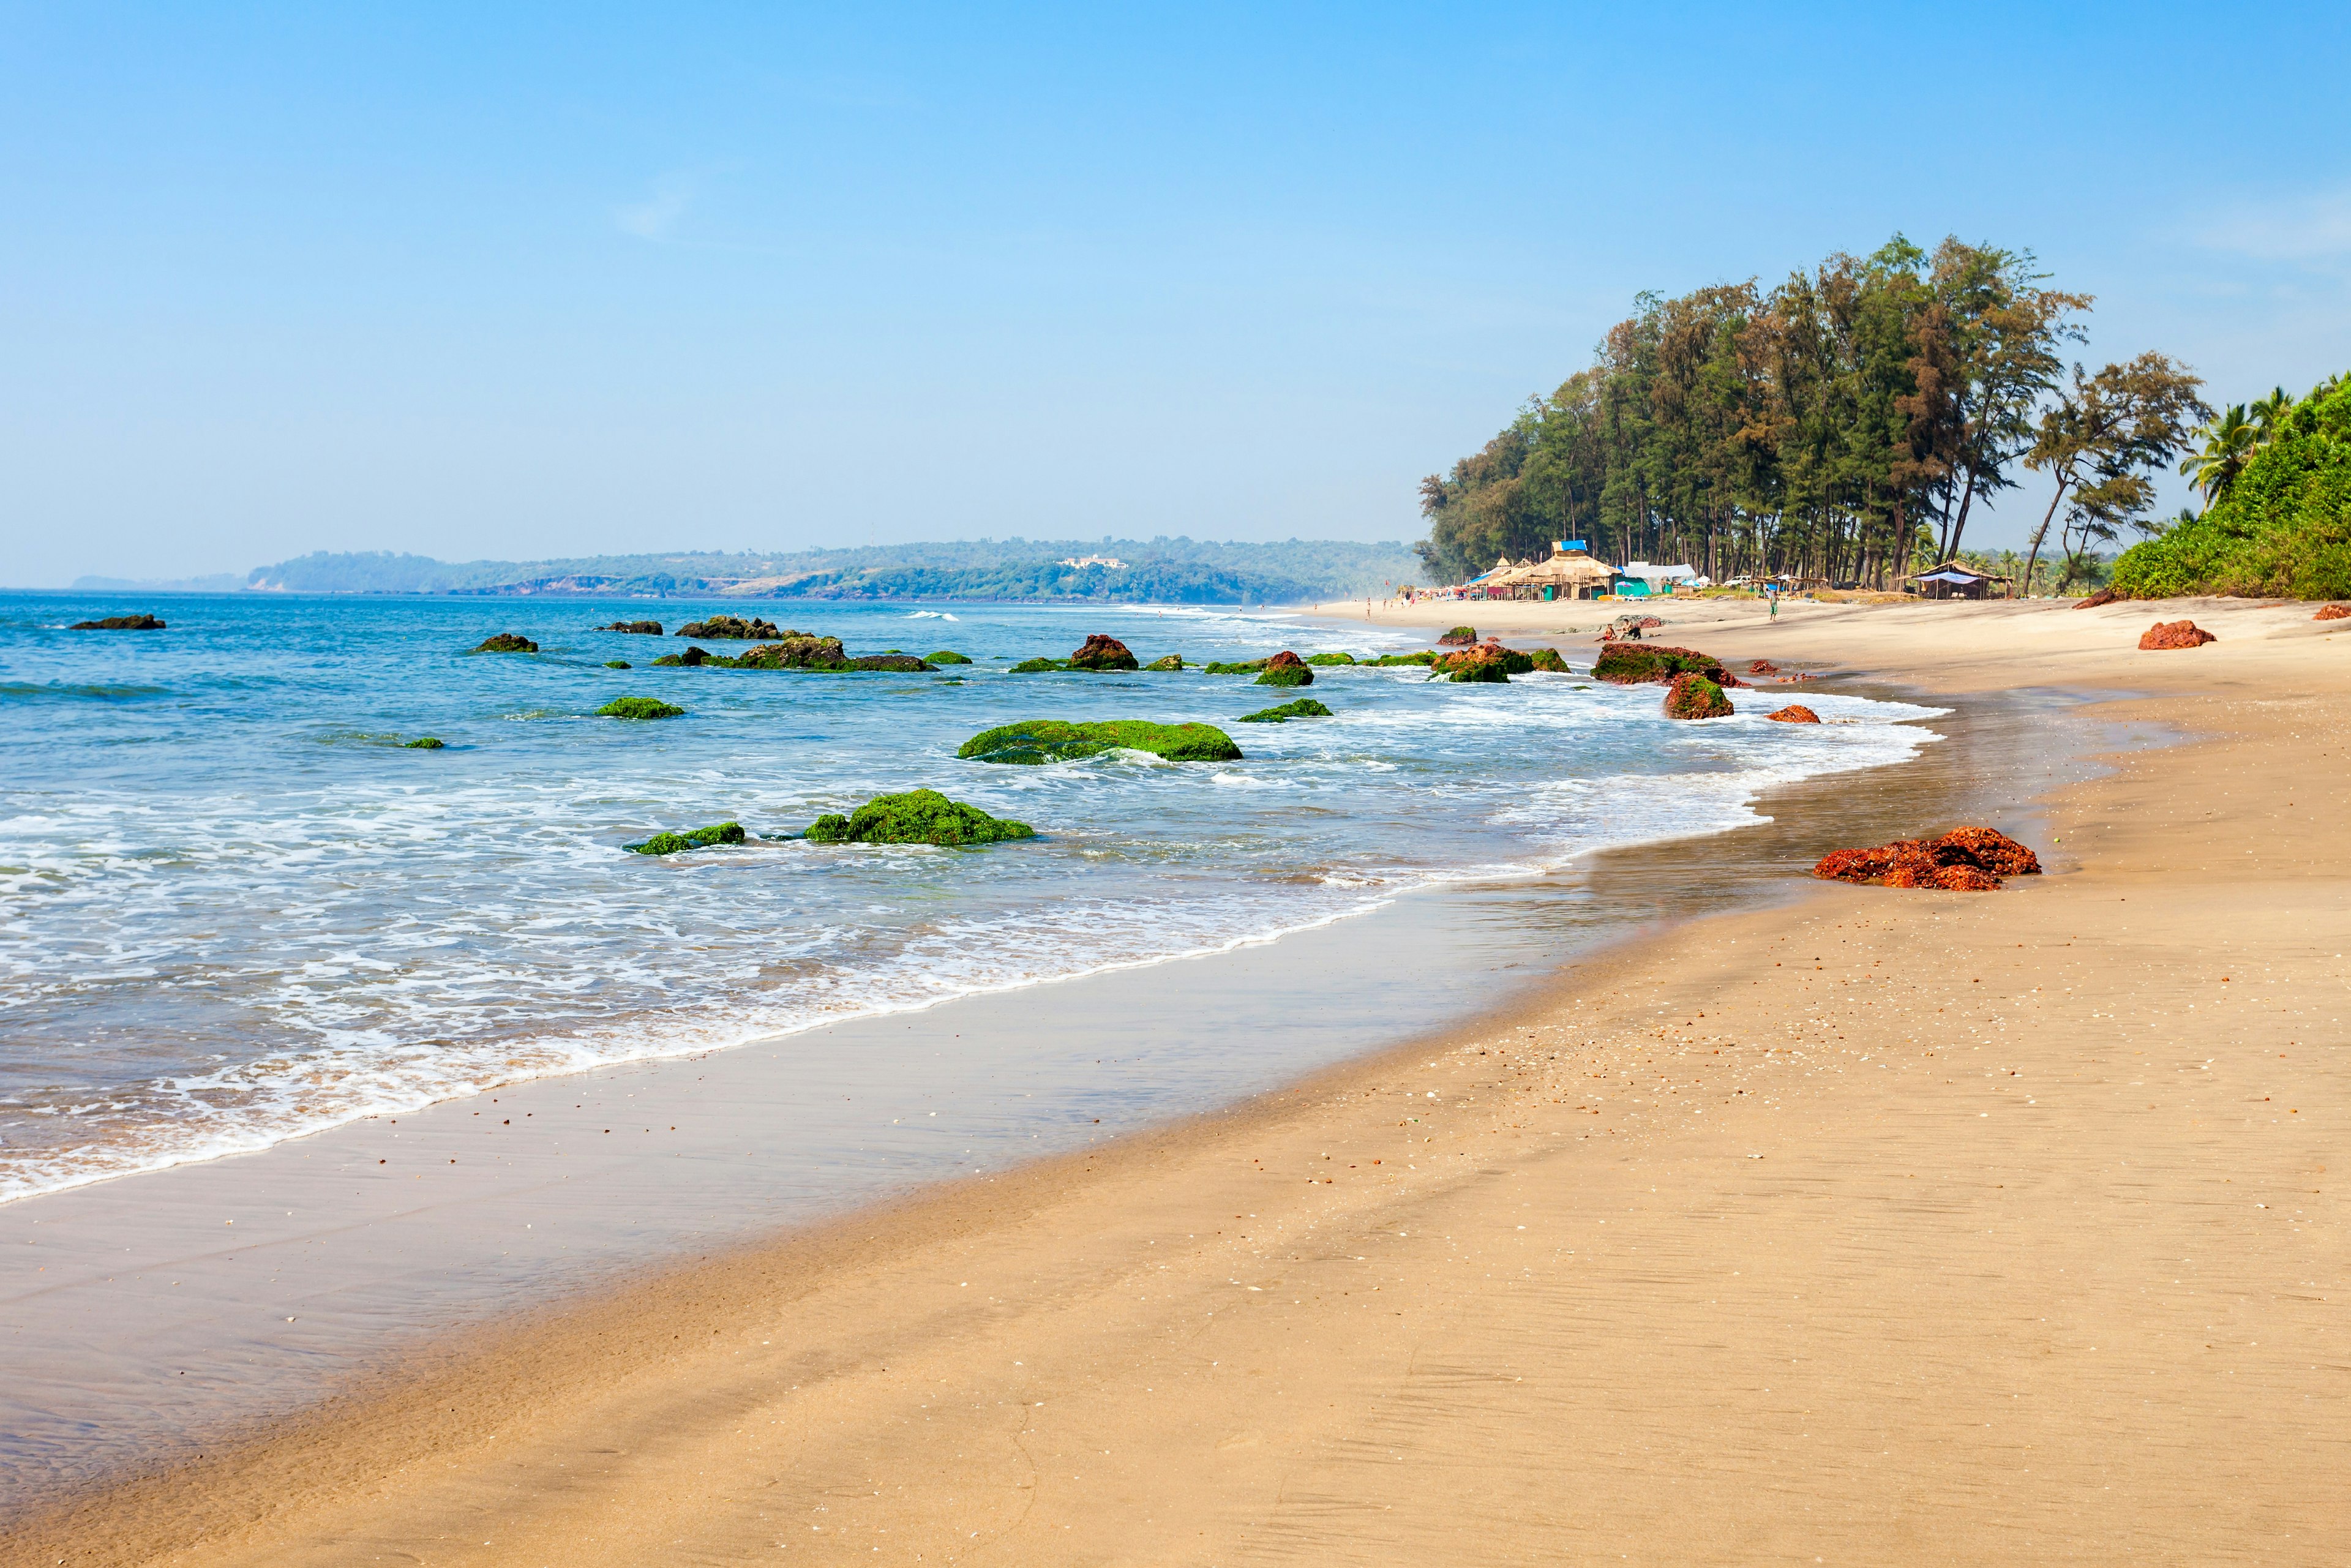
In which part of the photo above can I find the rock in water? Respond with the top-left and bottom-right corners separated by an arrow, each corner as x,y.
2314,604 -> 2350,621
1304,651 -> 1357,666
675,615 -> 782,640
70,613 -> 165,631
1749,659 -> 1780,675
1430,644 -> 1513,683
1764,705 -> 1821,723
957,719 -> 1242,765
1067,634 -> 1139,671
1812,826 -> 2040,890
1592,642 -> 1736,686
1239,697 -> 1334,723
929,650 -> 974,664
1663,673 -> 1733,719
2073,587 -> 2120,609
1437,626 -> 1479,647
803,790 -> 1035,846
601,621 -> 664,634
2139,620 -> 2216,650
473,632 -> 538,653
404,737 -> 446,749
735,633 -> 847,669
1143,654 -> 1186,670
627,821 -> 746,855
1525,647 -> 1569,673
596,696 -> 686,719
1254,651 -> 1314,687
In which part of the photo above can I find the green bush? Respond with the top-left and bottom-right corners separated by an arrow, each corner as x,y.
957,719 -> 1242,765
1239,698 -> 1334,722
628,821 -> 746,855
802,789 -> 1034,846
597,696 -> 686,719
2112,375 -> 2351,599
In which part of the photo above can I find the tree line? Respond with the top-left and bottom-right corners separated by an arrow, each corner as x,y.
1415,235 -> 2207,592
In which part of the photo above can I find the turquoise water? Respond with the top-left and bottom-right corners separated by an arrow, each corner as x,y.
0,593 -> 1941,1201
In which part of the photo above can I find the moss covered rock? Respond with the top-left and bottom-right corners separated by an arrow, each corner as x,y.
404,737 -> 446,749
627,821 -> 746,855
1438,625 -> 1478,646
473,632 -> 538,653
803,789 -> 1035,846
1239,697 -> 1333,722
675,615 -> 781,640
1010,656 -> 1065,673
1304,651 -> 1356,666
1254,651 -> 1313,687
604,659 -> 631,669
1526,647 -> 1570,673
1366,651 -> 1439,666
1202,659 -> 1264,674
597,696 -> 686,719
601,620 -> 663,634
1430,645 -> 1513,682
1592,643 -> 1734,686
957,719 -> 1242,765
929,650 -> 973,664
1143,654 -> 1186,670
1662,673 -> 1733,719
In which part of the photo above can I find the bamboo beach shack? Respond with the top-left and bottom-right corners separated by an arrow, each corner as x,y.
1903,560 -> 2009,600
1482,544 -> 1621,601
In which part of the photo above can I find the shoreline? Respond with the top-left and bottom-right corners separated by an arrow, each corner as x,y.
11,597 -> 2348,1564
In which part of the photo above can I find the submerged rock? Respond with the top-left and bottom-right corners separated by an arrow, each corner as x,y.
1239,697 -> 1334,722
1764,704 -> 1821,723
628,821 -> 746,855
596,696 -> 686,719
601,620 -> 664,634
929,650 -> 975,664
1254,651 -> 1314,687
1010,656 -> 1065,673
1663,673 -> 1734,719
1143,654 -> 1187,671
675,615 -> 781,640
957,719 -> 1242,765
735,632 -> 846,668
1068,633 -> 1139,671
2139,619 -> 2216,650
404,737 -> 446,749
1203,658 -> 1265,674
1438,625 -> 1479,647
803,789 -> 1035,847
473,632 -> 538,653
604,660 -> 631,669
1813,826 -> 2041,891
70,613 -> 165,631
1365,651 -> 1439,667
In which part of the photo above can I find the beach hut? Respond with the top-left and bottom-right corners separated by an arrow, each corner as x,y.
1484,548 -> 1619,601
1903,561 -> 2009,600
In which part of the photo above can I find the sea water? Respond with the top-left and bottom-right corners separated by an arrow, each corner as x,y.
0,593 -> 1941,1203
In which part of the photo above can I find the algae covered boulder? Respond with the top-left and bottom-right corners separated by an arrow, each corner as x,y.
1662,673 -> 1733,719
628,821 -> 746,855
1525,647 -> 1569,673
1203,658 -> 1264,674
71,613 -> 166,631
803,789 -> 1035,847
958,719 -> 1242,765
1593,642 -> 1734,686
403,737 -> 446,749
1068,633 -> 1140,671
1366,651 -> 1439,667
1143,654 -> 1186,671
1304,651 -> 1357,666
473,632 -> 538,653
929,650 -> 975,664
1254,651 -> 1313,687
1010,656 -> 1065,673
1438,626 -> 1479,647
1239,697 -> 1333,723
597,696 -> 686,719
604,659 -> 631,669
602,620 -> 663,634
735,632 -> 847,669
675,615 -> 781,640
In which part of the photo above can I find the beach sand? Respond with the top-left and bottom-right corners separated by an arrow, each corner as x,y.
10,596 -> 2347,1566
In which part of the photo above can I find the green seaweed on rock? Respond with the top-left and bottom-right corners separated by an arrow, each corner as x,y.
1238,698 -> 1333,723
1303,652 -> 1356,666
802,789 -> 1034,846
597,696 -> 686,719
403,737 -> 446,749
1142,655 -> 1186,671
956,719 -> 1242,765
928,650 -> 973,664
627,821 -> 746,855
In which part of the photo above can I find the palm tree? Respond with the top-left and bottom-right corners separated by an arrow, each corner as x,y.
2248,386 -> 2294,444
2180,405 -> 2256,502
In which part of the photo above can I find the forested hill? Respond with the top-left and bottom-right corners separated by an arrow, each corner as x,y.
156,539 -> 1421,604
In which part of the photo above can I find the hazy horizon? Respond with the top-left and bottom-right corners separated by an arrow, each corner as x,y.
5,3 -> 2347,587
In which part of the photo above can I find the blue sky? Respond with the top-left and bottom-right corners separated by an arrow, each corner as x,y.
3,1 -> 2347,584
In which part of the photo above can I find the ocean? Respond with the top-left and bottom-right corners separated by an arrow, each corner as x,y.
0,593 -> 1943,1204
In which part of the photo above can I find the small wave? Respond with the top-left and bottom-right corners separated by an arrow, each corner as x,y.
0,681 -> 171,702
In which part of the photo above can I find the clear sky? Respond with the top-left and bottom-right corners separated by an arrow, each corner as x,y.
3,1 -> 2347,585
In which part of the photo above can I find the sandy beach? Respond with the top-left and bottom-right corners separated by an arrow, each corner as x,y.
10,595 -> 2347,1566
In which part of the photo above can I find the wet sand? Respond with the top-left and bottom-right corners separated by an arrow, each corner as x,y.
9,596 -> 2347,1565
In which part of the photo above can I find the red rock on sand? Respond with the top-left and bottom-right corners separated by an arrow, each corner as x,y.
1933,826 -> 2041,877
2139,620 -> 2216,650
2074,587 -> 2120,609
1764,705 -> 1821,724
2316,603 -> 2351,621
1749,659 -> 1780,675
1812,825 -> 2039,891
